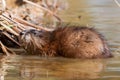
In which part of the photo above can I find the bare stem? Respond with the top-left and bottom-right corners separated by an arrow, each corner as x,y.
1,0 -> 6,11
23,0 -> 62,22
12,16 -> 54,31
0,13 -> 25,31
2,32 -> 20,46
114,0 -> 120,7
0,22 -> 19,36
0,41 -> 16,56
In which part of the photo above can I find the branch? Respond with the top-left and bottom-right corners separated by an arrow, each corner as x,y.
114,0 -> 120,7
0,22 -> 19,36
2,32 -> 21,46
12,16 -> 54,31
0,41 -> 16,56
23,0 -> 62,22
1,0 -> 6,11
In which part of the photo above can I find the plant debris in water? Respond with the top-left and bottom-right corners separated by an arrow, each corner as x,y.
0,0 -> 68,56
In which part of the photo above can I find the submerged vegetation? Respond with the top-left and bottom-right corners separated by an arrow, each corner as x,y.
0,0 -> 68,55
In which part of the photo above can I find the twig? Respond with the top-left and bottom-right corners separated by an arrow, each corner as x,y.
0,41 -> 10,56
12,16 -> 53,31
13,16 -> 43,29
0,41 -> 16,56
23,0 -> 62,22
1,0 -> 6,11
2,12 -> 53,31
0,15 -> 24,32
1,13 -> 26,30
0,22 -> 19,36
2,32 -> 21,46
114,0 -> 120,7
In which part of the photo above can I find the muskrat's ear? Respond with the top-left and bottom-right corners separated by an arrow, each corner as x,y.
29,29 -> 37,33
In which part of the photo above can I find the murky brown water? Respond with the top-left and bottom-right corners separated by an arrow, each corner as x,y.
0,0 -> 120,80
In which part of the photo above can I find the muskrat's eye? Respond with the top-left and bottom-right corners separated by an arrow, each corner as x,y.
20,31 -> 25,36
29,29 -> 36,33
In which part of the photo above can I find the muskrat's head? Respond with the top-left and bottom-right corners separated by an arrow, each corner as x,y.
19,29 -> 51,55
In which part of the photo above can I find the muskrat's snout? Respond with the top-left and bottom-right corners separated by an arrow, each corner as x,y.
19,29 -> 40,36
19,29 -> 45,43
19,29 -> 36,42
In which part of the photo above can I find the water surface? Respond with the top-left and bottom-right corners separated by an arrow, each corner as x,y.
0,0 -> 120,80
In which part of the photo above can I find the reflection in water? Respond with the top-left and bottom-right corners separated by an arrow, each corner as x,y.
0,55 -> 105,80
0,0 -> 120,80
0,56 -> 7,80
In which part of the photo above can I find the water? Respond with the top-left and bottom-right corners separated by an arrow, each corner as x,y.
0,0 -> 120,80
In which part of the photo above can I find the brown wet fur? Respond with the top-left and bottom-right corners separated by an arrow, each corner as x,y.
19,26 -> 113,59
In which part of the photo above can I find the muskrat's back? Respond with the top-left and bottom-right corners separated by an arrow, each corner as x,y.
52,26 -> 112,58
19,26 -> 113,58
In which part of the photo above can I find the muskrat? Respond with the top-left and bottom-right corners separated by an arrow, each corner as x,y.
19,26 -> 113,58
